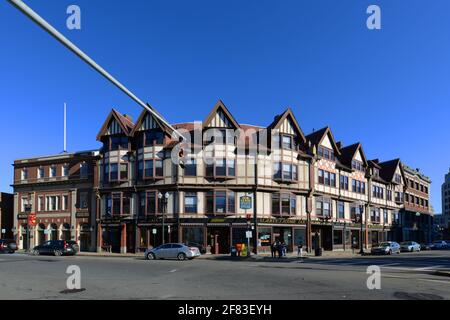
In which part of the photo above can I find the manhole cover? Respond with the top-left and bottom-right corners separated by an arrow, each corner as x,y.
60,288 -> 86,294
394,292 -> 444,300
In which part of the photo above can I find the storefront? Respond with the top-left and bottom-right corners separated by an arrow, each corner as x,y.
257,218 -> 307,253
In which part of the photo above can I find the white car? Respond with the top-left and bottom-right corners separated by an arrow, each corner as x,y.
400,241 -> 421,252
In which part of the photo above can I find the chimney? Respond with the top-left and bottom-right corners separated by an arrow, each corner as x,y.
336,141 -> 342,149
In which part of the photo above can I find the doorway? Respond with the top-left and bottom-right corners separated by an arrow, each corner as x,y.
273,227 -> 293,252
207,227 -> 230,254
311,226 -> 333,251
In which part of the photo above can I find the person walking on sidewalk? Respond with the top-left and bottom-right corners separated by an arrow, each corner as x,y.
270,241 -> 277,258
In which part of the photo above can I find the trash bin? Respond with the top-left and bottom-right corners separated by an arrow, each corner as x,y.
230,246 -> 237,257
315,247 -> 322,257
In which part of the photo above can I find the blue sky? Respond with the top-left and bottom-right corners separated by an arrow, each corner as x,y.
1,0 -> 449,212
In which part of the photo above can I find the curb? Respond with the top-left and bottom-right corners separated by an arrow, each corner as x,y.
434,270 -> 450,277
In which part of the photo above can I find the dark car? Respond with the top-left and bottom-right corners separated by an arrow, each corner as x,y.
420,243 -> 433,251
32,240 -> 78,256
0,239 -> 17,254
185,242 -> 206,254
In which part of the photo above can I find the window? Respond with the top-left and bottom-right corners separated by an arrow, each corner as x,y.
373,168 -> 380,176
383,209 -> 388,224
45,196 -> 60,211
206,191 -> 235,214
80,162 -> 88,178
352,160 -> 364,172
21,197 -> 29,212
62,195 -> 69,211
122,196 -> 130,215
350,205 -> 362,221
144,159 -> 164,178
395,192 -> 404,202
352,180 -> 366,194
145,130 -> 164,146
318,146 -> 335,161
184,158 -> 197,176
318,169 -> 335,187
394,174 -> 402,184
62,164 -> 69,177
105,195 -> 112,216
316,198 -> 331,218
79,192 -> 88,209
110,163 -> 118,181
146,192 -> 156,215
184,193 -> 198,213
372,186 -> 384,199
38,196 -> 44,212
371,208 -> 380,223
110,136 -> 128,151
21,168 -> 28,180
112,194 -> 121,215
338,202 -> 345,219
38,167 -> 44,179
333,230 -> 343,245
272,194 -> 296,216
282,135 -> 293,150
50,165 -> 57,178
206,159 -> 236,177
340,176 -> 349,190
120,163 -> 128,180
387,190 -> 392,201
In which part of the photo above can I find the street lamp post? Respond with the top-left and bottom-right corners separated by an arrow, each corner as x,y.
359,202 -> 365,255
158,192 -> 169,245
24,203 -> 32,253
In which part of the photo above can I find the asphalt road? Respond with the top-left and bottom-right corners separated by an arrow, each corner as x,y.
0,251 -> 449,300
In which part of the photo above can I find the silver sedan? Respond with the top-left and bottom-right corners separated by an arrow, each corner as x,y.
145,243 -> 201,261
400,241 -> 421,252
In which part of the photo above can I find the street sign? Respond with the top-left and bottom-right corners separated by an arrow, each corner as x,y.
246,231 -> 253,239
240,196 -> 252,210
152,228 -> 157,235
1,229 -> 5,234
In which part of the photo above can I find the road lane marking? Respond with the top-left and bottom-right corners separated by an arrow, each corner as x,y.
415,265 -> 445,271
169,269 -> 177,273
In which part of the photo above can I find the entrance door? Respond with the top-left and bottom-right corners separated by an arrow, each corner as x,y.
273,227 -> 293,252
207,227 -> 230,254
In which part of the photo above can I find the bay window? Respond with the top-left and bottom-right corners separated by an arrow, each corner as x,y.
143,159 -> 164,178
318,169 -> 336,187
110,136 -> 128,151
144,130 -> 164,146
184,158 -> 197,176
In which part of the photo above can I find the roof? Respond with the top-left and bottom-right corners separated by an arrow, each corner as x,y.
96,109 -> 135,140
267,108 -> 306,144
339,143 -> 368,167
305,126 -> 341,156
203,100 -> 240,129
378,158 -> 402,183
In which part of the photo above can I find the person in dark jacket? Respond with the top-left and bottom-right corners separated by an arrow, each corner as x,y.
270,241 -> 276,258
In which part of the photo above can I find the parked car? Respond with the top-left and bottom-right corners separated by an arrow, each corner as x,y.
32,240 -> 78,256
431,240 -> 448,250
0,239 -> 17,254
145,243 -> 201,261
400,241 -> 421,252
185,242 -> 206,255
371,242 -> 401,255
420,243 -> 433,251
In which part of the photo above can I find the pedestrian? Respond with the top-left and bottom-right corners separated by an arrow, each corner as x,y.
297,242 -> 303,258
270,241 -> 276,258
281,241 -> 287,257
277,241 -> 283,258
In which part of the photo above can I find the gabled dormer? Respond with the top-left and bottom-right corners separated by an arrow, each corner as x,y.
379,159 -> 405,185
306,127 -> 341,161
339,143 -> 368,173
267,108 -> 306,151
203,100 -> 240,145
131,108 -> 173,147
96,109 -> 134,152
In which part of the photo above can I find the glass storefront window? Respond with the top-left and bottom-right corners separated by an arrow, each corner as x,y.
294,228 -> 306,246
333,230 -> 343,245
183,227 -> 204,245
258,228 -> 272,247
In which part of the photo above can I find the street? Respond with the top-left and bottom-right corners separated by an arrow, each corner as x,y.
0,251 -> 449,300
